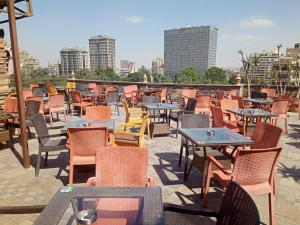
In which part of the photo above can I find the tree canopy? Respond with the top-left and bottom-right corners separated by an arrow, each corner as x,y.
176,67 -> 200,84
202,67 -> 228,84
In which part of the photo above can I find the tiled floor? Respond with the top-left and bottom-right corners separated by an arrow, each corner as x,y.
0,108 -> 299,225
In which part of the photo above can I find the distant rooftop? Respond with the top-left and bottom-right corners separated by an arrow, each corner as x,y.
59,47 -> 87,52
165,25 -> 218,31
89,35 -> 115,40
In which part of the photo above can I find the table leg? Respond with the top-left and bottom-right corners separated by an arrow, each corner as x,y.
183,138 -> 189,181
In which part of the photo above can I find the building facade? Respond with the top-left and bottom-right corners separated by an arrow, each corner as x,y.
89,35 -> 116,71
48,62 -> 60,76
119,60 -> 138,76
60,48 -> 88,75
152,57 -> 164,75
19,49 -> 40,78
250,49 -> 278,80
164,25 -> 218,79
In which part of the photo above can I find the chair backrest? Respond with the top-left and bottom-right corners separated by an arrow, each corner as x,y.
251,122 -> 282,149
195,95 -> 211,108
76,83 -> 89,91
232,147 -> 282,186
25,99 -> 42,117
261,88 -> 276,97
231,95 -> 244,108
107,91 -> 118,103
123,85 -> 138,98
160,87 -> 167,101
271,100 -> 289,115
182,89 -> 196,105
216,91 -> 225,100
23,90 -> 33,101
32,87 -> 45,96
185,98 -> 197,113
95,147 -> 148,187
70,91 -> 82,104
142,95 -> 160,103
68,127 -> 108,157
29,83 -> 39,91
220,99 -> 239,111
181,114 -> 210,129
275,95 -> 290,101
251,92 -> 267,99
217,181 -> 260,225
122,99 -> 130,122
4,97 -> 18,113
105,85 -> 117,94
31,113 -> 49,145
47,84 -> 58,95
49,94 -> 65,109
26,96 -> 44,114
84,106 -> 112,120
211,106 -> 224,127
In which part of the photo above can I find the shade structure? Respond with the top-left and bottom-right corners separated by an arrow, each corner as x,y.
0,0 -> 33,168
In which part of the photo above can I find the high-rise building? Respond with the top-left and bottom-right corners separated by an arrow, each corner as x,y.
60,48 -> 88,75
19,49 -> 40,78
119,60 -> 138,76
250,49 -> 278,80
164,25 -> 218,79
286,43 -> 300,60
152,57 -> 164,74
48,62 -> 60,76
89,35 -> 116,71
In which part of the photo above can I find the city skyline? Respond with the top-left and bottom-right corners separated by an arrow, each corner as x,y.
1,0 -> 300,69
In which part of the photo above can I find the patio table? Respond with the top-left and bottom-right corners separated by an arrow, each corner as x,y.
81,91 -> 105,98
178,127 -> 253,181
33,186 -> 164,225
227,108 -> 275,135
244,98 -> 273,106
61,118 -> 115,133
142,88 -> 161,96
143,103 -> 179,138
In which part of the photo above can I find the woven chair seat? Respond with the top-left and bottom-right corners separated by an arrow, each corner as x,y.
43,138 -> 67,150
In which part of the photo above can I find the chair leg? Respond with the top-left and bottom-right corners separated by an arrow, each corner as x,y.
116,105 -> 120,116
27,126 -> 32,139
176,121 -> 179,138
44,152 -> 48,166
71,105 -> 74,116
69,164 -> 74,185
268,193 -> 275,225
63,110 -> 67,122
80,106 -> 83,117
203,171 -> 212,207
35,150 -> 42,177
50,112 -> 53,125
285,117 -> 288,133
178,140 -> 184,167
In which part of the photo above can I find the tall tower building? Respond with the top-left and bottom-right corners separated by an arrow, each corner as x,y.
60,48 -> 88,75
164,25 -> 218,79
89,35 -> 116,70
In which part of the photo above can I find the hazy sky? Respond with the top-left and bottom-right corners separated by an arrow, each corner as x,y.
2,0 -> 300,69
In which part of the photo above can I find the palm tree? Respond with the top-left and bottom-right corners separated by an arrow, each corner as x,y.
239,50 -> 261,98
276,44 -> 282,94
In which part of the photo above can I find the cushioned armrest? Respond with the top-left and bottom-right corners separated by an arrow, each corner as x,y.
163,203 -> 218,218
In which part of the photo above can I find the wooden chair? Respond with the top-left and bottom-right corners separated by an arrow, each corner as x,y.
68,127 -> 108,184
112,113 -> 149,147
203,147 -> 282,225
231,95 -> 251,109
47,84 -> 58,96
22,90 -> 33,101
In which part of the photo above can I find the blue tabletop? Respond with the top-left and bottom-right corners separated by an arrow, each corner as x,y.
143,103 -> 178,110
62,118 -> 115,132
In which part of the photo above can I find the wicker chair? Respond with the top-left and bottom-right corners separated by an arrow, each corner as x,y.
47,84 -> 58,96
70,91 -> 93,117
178,114 -> 210,167
26,96 -> 45,116
220,99 -> 239,121
68,127 -> 108,184
169,97 -> 197,138
31,113 -> 67,177
181,89 -> 197,105
47,94 -> 66,125
195,95 -> 211,115
84,106 -> 112,120
211,106 -> 242,134
86,146 -> 155,187
203,147 -> 282,225
164,181 -> 260,225
123,85 -> 139,106
32,87 -> 45,97
269,100 -> 289,133
231,95 -> 251,109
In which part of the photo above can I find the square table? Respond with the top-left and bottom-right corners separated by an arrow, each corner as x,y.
227,108 -> 275,135
244,98 -> 273,105
178,128 -> 253,181
33,187 -> 165,225
143,103 -> 179,138
61,118 -> 115,133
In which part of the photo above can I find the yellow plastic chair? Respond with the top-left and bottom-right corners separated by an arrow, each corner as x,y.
47,84 -> 58,96
66,81 -> 76,93
122,99 -> 150,138
111,113 -> 149,147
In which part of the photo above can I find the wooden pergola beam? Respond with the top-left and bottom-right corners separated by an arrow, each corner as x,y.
6,0 -> 29,168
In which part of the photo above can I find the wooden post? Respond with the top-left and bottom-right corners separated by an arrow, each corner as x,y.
7,0 -> 30,168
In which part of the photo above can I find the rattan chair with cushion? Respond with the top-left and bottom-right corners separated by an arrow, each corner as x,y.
169,97 -> 197,138
31,113 -> 67,177
164,181 -> 260,225
203,147 -> 282,225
